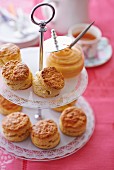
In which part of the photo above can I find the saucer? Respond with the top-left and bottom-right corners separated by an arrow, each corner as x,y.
84,43 -> 112,67
0,17 -> 39,48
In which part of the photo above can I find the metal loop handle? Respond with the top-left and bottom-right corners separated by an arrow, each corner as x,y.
31,3 -> 55,26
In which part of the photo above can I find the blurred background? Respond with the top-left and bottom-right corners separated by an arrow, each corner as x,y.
0,1 -> 114,169
0,0 -> 113,47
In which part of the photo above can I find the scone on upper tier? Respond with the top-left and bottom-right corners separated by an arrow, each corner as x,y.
0,43 -> 21,67
32,66 -> 64,98
2,60 -> 32,90
46,45 -> 84,78
31,119 -> 60,149
2,112 -> 32,142
0,95 -> 22,115
59,106 -> 87,137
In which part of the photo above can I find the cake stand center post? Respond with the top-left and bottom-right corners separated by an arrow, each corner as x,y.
31,2 -> 55,71
35,108 -> 42,120
31,3 -> 55,120
39,21 -> 47,71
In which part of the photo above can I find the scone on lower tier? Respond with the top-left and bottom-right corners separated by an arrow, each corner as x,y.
53,100 -> 77,112
32,67 -> 64,98
0,43 -> 21,67
2,60 -> 32,90
0,95 -> 22,115
59,106 -> 87,137
46,45 -> 84,78
31,120 -> 60,149
2,112 -> 31,142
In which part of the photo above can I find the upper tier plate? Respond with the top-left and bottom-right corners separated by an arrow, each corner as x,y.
0,47 -> 88,108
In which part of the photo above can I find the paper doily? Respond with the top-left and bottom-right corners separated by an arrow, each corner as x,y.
0,96 -> 95,161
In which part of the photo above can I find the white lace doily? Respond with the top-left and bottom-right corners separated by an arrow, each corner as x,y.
0,97 -> 95,161
0,47 -> 88,108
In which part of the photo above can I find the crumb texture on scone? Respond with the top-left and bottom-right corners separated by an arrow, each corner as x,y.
40,67 -> 64,90
32,120 -> 58,138
2,112 -> 30,131
2,112 -> 31,142
0,43 -> 20,58
61,107 -> 87,128
59,106 -> 87,136
0,95 -> 22,115
2,60 -> 32,90
0,43 -> 21,66
32,67 -> 64,98
32,71 -> 60,98
2,60 -> 29,81
31,119 -> 60,149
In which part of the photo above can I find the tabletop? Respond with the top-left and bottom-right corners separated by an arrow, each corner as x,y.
0,0 -> 114,170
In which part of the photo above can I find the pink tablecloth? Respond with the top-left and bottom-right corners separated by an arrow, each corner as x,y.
0,0 -> 114,170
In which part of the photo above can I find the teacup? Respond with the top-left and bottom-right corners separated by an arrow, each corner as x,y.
68,23 -> 109,59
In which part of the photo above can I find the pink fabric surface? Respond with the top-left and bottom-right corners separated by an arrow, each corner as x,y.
0,0 -> 114,170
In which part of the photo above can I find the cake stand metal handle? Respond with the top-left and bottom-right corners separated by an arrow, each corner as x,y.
31,3 -> 55,71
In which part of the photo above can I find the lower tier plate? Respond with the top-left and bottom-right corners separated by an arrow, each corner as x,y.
0,96 -> 95,161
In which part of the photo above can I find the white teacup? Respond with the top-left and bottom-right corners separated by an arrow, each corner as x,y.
68,23 -> 109,59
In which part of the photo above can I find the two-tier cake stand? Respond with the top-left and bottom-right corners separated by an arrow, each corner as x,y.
0,3 -> 95,161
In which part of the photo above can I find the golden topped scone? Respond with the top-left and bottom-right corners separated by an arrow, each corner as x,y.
0,43 -> 21,67
31,119 -> 60,149
2,60 -> 32,90
32,67 -> 64,98
41,67 -> 64,90
59,106 -> 87,136
46,45 -> 84,78
2,112 -> 31,142
0,95 -> 22,115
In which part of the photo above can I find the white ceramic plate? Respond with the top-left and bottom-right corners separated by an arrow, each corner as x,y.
0,96 -> 95,161
0,47 -> 88,109
0,19 -> 39,48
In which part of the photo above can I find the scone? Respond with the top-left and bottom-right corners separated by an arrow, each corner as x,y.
0,95 -> 22,115
46,45 -> 84,78
31,120 -> 60,149
2,112 -> 31,142
2,60 -> 32,90
53,100 -> 77,112
32,66 -> 64,97
59,106 -> 87,136
0,43 -> 21,67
